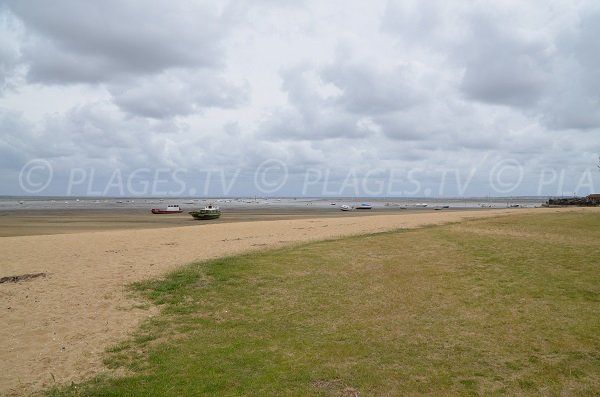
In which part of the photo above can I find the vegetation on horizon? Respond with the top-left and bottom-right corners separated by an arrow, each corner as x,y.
49,212 -> 600,396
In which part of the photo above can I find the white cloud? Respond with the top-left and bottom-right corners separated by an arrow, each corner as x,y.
0,0 -> 599,196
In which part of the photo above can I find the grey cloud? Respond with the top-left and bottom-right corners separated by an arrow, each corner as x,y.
223,0 -> 307,25
0,140 -> 25,170
6,0 -> 227,84
58,103 -> 138,150
1,103 -> 170,171
110,70 -> 250,119
541,10 -> 600,130
321,49 -> 426,114
568,11 -> 600,85
261,108 -> 367,141
2,0 -> 599,197
261,50 -> 430,142
0,8 -> 22,92
383,0 -> 552,111
0,109 -> 32,163
259,65 -> 369,141
381,0 -> 456,47
382,0 -> 600,133
459,14 -> 550,107
540,91 -> 600,131
22,41 -> 119,85
374,111 -> 435,142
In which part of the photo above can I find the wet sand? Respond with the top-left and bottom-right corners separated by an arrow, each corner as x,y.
0,207 -> 585,396
0,207 -> 466,237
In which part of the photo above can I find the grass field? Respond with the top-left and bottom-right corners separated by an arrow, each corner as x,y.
49,212 -> 600,396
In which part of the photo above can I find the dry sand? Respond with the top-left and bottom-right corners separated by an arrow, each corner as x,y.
0,208 -> 580,395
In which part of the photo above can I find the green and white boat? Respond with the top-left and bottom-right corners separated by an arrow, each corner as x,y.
189,204 -> 221,220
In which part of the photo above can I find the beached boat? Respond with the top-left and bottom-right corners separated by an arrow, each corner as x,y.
356,203 -> 372,210
340,204 -> 352,211
151,204 -> 182,214
415,203 -> 428,208
189,204 -> 221,220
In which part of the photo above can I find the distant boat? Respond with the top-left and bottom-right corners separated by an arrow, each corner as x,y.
189,204 -> 221,220
340,205 -> 352,211
331,202 -> 336,205
356,203 -> 372,210
415,203 -> 428,208
151,204 -> 182,214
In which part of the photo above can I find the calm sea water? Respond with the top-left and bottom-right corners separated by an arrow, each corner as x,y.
0,196 -> 546,211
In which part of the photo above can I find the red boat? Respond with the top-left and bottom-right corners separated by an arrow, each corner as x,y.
151,205 -> 182,214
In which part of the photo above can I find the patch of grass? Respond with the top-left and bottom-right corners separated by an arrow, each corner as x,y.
48,212 -> 600,396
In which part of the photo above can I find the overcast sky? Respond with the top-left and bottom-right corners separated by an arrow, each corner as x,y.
1,0 -> 599,197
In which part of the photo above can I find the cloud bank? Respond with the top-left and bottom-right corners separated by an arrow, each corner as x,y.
1,0 -> 599,196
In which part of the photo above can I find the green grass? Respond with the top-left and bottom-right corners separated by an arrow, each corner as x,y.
48,212 -> 600,396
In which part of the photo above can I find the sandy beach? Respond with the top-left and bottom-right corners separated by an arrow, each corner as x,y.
0,207 -> 585,395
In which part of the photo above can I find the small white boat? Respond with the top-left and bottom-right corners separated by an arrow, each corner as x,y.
151,204 -> 182,214
340,205 -> 352,211
415,203 -> 428,208
356,203 -> 372,210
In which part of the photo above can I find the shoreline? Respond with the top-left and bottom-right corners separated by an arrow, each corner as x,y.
0,207 -> 485,238
0,207 -> 590,395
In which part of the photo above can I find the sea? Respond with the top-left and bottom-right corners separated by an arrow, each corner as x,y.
0,196 -> 547,211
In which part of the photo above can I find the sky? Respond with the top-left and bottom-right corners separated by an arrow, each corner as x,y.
1,0 -> 599,197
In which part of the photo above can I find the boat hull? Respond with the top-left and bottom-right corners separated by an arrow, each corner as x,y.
189,212 -> 221,220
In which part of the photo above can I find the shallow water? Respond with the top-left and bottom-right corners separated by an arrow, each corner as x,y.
0,196 -> 545,211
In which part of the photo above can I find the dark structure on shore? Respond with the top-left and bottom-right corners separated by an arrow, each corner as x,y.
547,194 -> 600,206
